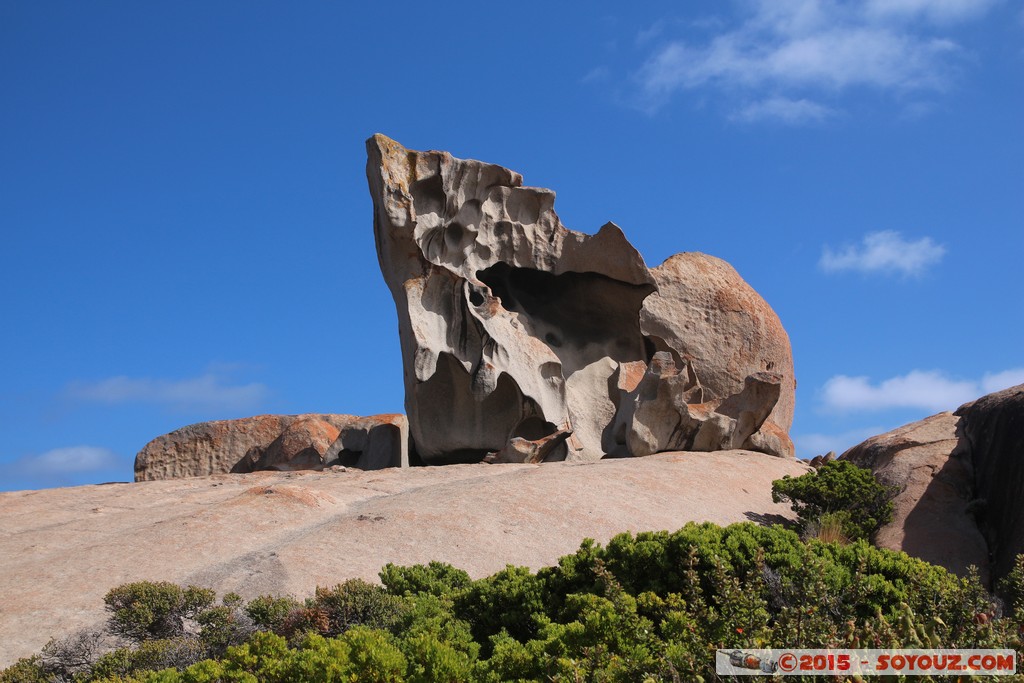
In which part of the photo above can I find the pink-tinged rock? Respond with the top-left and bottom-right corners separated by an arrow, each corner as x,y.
135,413 -> 408,481
842,412 -> 988,582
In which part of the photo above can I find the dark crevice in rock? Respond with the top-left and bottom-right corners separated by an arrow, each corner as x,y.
413,352 -> 543,459
477,263 -> 654,374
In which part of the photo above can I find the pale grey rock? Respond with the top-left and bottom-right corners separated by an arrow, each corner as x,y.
366,134 -> 796,463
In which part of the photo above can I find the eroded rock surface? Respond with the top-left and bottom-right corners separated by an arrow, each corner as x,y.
367,134 -> 795,464
956,384 -> 1024,581
841,383 -> 1024,585
0,451 -> 809,666
135,413 -> 408,481
842,412 -> 988,581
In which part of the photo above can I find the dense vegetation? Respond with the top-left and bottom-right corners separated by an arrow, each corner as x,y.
4,522 -> 1023,682
4,464 -> 1020,681
771,460 -> 895,542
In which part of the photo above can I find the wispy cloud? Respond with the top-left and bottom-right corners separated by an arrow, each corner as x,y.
793,426 -> 886,458
632,0 -> 996,117
821,367 -> 1024,413
819,230 -> 945,276
730,96 -> 836,124
863,0 -> 1002,24
66,372 -> 269,412
981,368 -> 1024,394
14,446 -> 120,475
581,66 -> 611,84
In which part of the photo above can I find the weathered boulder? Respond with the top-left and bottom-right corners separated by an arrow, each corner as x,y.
842,412 -> 988,581
135,413 -> 408,481
841,383 -> 1024,585
238,417 -> 340,472
483,429 -> 573,464
366,134 -> 795,463
640,253 -> 795,448
610,352 -> 783,457
955,384 -> 1024,581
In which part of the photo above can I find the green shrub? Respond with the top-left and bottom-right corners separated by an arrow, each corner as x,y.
89,637 -> 204,680
772,460 -> 894,541
242,595 -> 299,633
104,582 -> 214,643
0,656 -> 50,683
8,525 -> 1024,683
339,627 -> 407,682
380,561 -> 471,599
453,565 -> 546,653
303,579 -> 409,638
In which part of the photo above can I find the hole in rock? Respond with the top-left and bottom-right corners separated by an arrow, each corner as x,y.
444,222 -> 467,251
476,263 -> 654,373
335,449 -> 361,467
414,352 -> 539,462
511,416 -> 558,441
411,174 -> 444,216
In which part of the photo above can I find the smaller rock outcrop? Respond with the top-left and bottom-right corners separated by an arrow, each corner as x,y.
841,383 -> 1024,586
135,414 -> 408,481
842,412 -> 987,581
955,384 -> 1024,581
234,417 -> 340,473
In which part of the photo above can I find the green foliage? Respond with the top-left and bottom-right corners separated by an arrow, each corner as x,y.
0,656 -> 51,683
453,565 -> 546,653
772,459 -> 895,540
103,583 -> 215,643
7,524 -> 1024,683
88,638 -> 205,681
302,579 -> 409,638
242,595 -> 298,633
999,552 -> 1024,623
380,561 -> 471,599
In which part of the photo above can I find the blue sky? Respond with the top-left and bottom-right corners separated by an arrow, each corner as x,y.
2,0 -> 1021,491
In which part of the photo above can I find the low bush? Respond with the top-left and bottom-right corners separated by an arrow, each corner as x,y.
3,522 -> 1019,682
104,582 -> 215,644
772,459 -> 895,541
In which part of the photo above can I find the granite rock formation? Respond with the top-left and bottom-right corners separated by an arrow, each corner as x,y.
842,383 -> 1024,585
135,413 -> 408,481
955,384 -> 1024,581
841,412 -> 988,581
0,451 -> 809,667
367,134 -> 795,464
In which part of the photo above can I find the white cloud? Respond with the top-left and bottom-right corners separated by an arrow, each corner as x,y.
731,96 -> 835,123
793,426 -> 886,458
66,372 -> 268,412
16,446 -> 120,476
632,0 -> 995,117
821,367 -> 1024,413
864,0 -> 1002,24
982,368 -> 1024,394
819,230 -> 945,276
